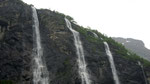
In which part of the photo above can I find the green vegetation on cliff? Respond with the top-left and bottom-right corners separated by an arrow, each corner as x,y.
72,24 -> 150,67
0,80 -> 15,84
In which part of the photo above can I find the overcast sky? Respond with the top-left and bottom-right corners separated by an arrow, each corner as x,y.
23,0 -> 150,49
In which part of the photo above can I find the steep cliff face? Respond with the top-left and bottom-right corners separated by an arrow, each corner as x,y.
0,0 -> 150,84
0,0 -> 33,83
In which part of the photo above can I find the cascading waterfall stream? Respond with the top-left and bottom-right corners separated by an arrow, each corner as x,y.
32,6 -> 49,84
92,32 -> 103,40
65,18 -> 91,84
138,61 -> 148,84
92,32 -> 98,38
104,42 -> 120,84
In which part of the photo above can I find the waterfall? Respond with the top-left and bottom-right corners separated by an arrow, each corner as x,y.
104,42 -> 120,84
32,6 -> 49,84
138,61 -> 148,84
65,18 -> 91,84
92,32 -> 104,40
92,32 -> 98,38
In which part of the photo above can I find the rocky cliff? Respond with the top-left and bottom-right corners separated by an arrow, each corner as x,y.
0,0 -> 150,84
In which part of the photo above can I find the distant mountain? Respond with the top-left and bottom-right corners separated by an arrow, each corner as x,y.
113,37 -> 150,61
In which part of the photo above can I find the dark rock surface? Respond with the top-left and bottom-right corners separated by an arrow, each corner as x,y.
0,0 -> 150,84
0,0 -> 33,84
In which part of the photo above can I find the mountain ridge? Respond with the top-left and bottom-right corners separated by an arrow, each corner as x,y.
113,37 -> 150,62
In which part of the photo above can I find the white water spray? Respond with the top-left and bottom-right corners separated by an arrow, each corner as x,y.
65,18 -> 91,84
104,42 -> 120,84
32,6 -> 49,84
